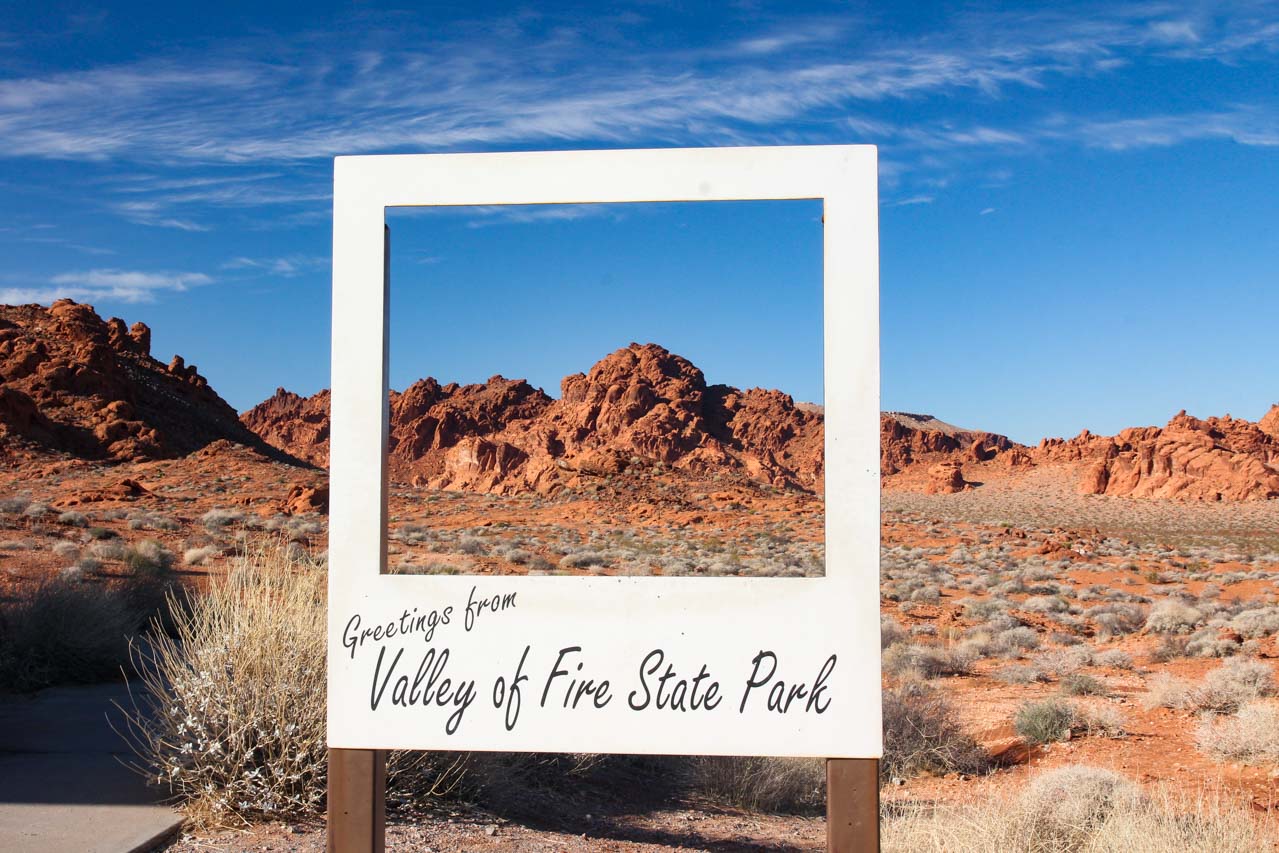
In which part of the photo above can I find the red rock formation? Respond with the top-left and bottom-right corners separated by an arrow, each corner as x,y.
924,461 -> 970,495
238,338 -> 1279,503
281,483 -> 329,515
1041,407 -> 1279,501
243,343 -> 825,495
880,412 -> 1014,475
242,388 -> 333,467
0,300 -> 291,463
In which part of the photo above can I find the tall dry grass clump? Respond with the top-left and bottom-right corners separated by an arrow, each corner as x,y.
123,541 -> 329,826
689,756 -> 824,812
882,765 -> 1273,852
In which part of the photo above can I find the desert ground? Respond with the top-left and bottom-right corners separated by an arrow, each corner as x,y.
2,301 -> 1278,850
4,451 -> 1279,849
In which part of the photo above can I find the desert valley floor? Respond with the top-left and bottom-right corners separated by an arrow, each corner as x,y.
3,446 -> 1279,849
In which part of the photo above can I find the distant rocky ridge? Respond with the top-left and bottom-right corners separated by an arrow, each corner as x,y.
244,343 -> 825,495
1039,409 -> 1279,501
244,343 -> 1279,501
0,300 -> 294,463
3,300 -> 1274,502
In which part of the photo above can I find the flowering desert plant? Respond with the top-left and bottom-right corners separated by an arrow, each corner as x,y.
121,541 -> 329,827
120,541 -> 467,828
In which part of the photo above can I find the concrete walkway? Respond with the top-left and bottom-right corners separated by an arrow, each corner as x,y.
0,683 -> 182,853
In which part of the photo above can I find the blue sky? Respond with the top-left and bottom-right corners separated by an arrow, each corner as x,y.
0,1 -> 1276,444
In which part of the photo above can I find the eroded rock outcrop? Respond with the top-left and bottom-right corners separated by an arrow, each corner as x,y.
880,412 -> 1013,475
242,388 -> 333,468
243,343 -> 825,495
0,299 -> 290,462
1041,407 -> 1279,501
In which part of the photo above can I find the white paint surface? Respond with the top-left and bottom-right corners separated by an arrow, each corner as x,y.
328,145 -> 880,757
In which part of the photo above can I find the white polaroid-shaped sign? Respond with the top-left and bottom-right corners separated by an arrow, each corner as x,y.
328,145 -> 881,757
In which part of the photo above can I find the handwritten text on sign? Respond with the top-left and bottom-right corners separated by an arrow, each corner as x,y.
340,586 -> 837,736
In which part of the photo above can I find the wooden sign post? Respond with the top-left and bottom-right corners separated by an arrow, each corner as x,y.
327,145 -> 881,851
827,757 -> 880,852
326,749 -> 384,853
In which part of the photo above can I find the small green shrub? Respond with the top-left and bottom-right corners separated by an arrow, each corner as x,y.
1015,699 -> 1075,745
1061,673 -> 1108,697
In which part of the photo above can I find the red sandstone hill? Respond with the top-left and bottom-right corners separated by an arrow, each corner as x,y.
0,300 -> 298,464
1038,408 -> 1279,501
879,406 -> 1279,501
244,343 -> 825,494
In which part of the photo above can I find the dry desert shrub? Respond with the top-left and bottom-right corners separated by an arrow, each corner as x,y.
1089,603 -> 1147,638
1197,702 -> 1279,765
122,542 -> 331,826
1073,703 -> 1127,739
881,765 -> 1272,852
1061,673 -> 1109,697
881,682 -> 988,783
1093,649 -> 1134,670
57,510 -> 87,527
882,643 -> 976,679
122,542 -> 474,827
183,545 -> 221,566
1144,599 -> 1203,634
881,617 -> 908,649
1031,646 -> 1093,677
994,664 -> 1049,685
1194,659 -> 1276,713
689,756 -> 824,812
125,538 -> 174,577
1142,660 -> 1275,713
200,508 -> 243,531
0,577 -> 134,692
1185,627 -> 1241,658
1141,672 -> 1194,710
1228,607 -> 1279,639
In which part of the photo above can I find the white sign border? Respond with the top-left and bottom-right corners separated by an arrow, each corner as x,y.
328,145 -> 881,758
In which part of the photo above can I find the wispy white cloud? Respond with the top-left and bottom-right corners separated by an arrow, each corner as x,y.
0,2 -> 1274,226
0,5 -> 1272,168
112,201 -> 210,231
5,268 -> 215,304
223,255 -> 327,276
1053,108 -> 1279,150
463,204 -> 628,228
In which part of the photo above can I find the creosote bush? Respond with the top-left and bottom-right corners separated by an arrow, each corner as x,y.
1014,699 -> 1075,745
